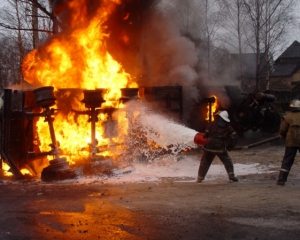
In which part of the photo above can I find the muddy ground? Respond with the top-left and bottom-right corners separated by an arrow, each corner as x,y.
0,140 -> 300,240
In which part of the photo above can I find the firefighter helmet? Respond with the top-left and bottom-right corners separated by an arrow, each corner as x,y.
290,99 -> 300,108
290,99 -> 300,111
216,110 -> 230,122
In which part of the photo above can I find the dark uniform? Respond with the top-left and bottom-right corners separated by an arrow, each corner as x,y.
277,108 -> 300,185
197,115 -> 238,183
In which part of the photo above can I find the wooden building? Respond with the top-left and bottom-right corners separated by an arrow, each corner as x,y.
270,40 -> 300,112
230,41 -> 300,112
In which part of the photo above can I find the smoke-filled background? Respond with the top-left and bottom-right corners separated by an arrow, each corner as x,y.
1,0 -> 299,122
0,0 -> 291,179
48,0 -> 233,125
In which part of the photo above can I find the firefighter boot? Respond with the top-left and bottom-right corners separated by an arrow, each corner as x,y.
229,173 -> 238,182
196,176 -> 204,183
277,170 -> 289,186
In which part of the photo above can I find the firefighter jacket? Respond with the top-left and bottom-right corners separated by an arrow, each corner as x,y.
202,117 -> 238,153
279,111 -> 300,147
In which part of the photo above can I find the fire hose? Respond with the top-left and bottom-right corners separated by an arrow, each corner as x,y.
194,133 -> 281,150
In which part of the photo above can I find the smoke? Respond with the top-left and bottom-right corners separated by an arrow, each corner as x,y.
40,0 -> 237,123
126,1 -> 240,122
138,10 -> 198,86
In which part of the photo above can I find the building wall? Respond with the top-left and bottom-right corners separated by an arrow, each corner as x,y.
292,69 -> 300,82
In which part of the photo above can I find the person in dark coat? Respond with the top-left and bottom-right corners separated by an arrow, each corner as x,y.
196,110 -> 238,183
277,99 -> 300,186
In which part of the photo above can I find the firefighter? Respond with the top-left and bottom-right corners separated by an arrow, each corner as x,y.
277,99 -> 300,186
196,110 -> 238,183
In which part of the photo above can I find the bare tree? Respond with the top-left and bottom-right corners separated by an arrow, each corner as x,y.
170,0 -> 203,37
218,0 -> 248,89
0,0 -> 58,38
261,0 -> 295,90
243,0 -> 262,88
0,36 -> 27,90
243,0 -> 296,90
31,1 -> 39,48
15,0 -> 25,84
198,0 -> 222,79
0,0 -> 55,86
2,0 -> 32,85
163,0 -> 223,80
28,0 -> 62,34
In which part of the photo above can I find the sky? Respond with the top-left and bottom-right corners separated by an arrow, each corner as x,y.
285,1 -> 300,53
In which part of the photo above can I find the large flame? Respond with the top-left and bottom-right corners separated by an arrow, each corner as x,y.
2,162 -> 31,177
22,0 -> 137,163
22,1 -> 137,93
205,95 -> 218,122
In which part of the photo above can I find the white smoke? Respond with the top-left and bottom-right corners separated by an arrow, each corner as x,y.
139,0 -> 241,112
138,5 -> 201,123
140,7 -> 198,86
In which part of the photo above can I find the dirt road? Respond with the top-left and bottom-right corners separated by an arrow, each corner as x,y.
0,142 -> 300,240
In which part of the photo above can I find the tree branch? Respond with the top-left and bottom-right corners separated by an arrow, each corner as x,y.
0,22 -> 52,34
21,0 -> 65,30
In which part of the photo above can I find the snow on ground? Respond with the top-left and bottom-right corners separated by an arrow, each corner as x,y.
67,154 -> 276,185
0,153 -> 277,186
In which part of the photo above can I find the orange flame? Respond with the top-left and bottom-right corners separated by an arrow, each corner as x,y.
21,1 -> 137,163
205,95 -> 218,122
2,162 -> 13,177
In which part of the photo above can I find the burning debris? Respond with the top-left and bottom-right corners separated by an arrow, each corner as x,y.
0,83 -> 280,181
0,83 -> 198,181
11,0 -> 148,181
0,1 -> 282,182
33,86 -> 77,181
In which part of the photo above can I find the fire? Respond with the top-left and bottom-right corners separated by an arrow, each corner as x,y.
205,95 -> 218,122
0,162 -> 31,177
122,34 -> 130,44
2,162 -> 13,177
123,13 -> 130,20
21,1 -> 138,163
22,1 -> 137,92
20,169 -> 32,175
